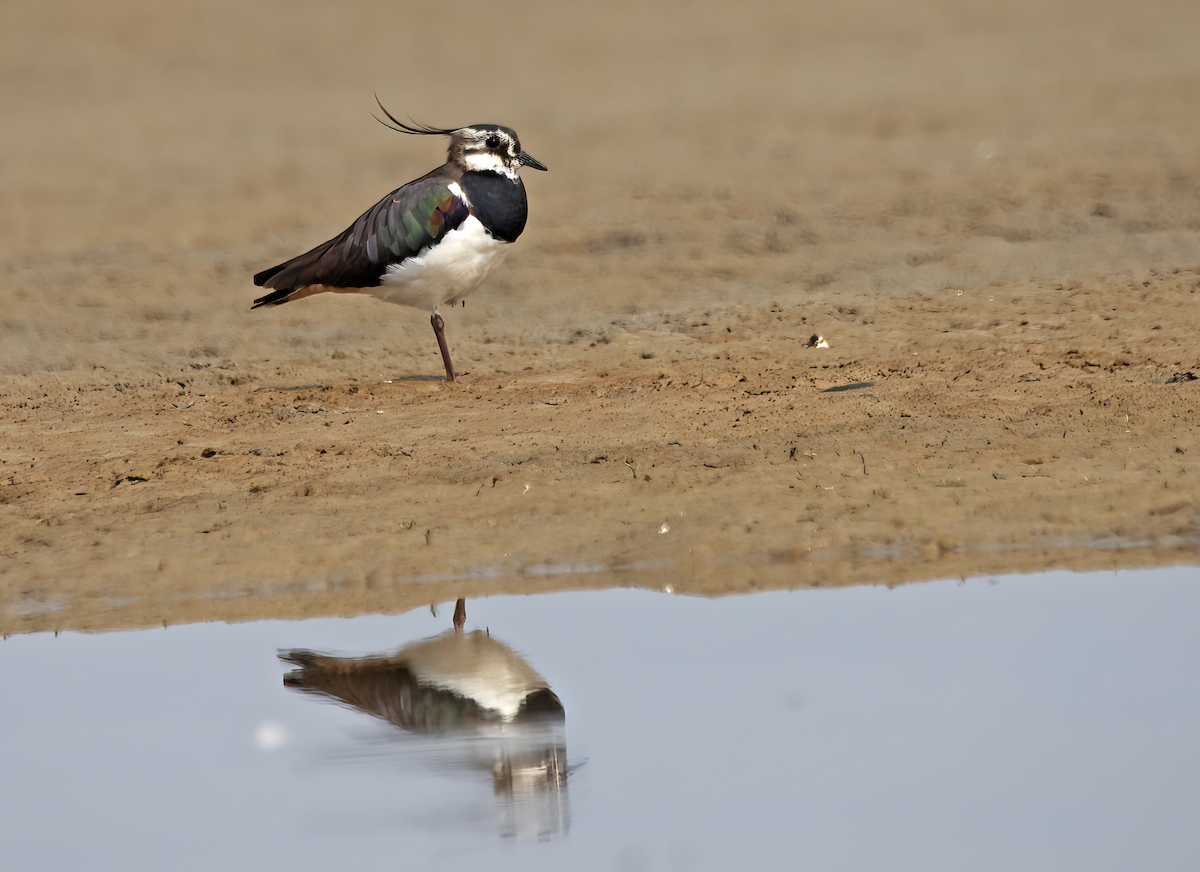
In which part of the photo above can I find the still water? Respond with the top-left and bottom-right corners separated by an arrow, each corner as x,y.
3,567 -> 1198,871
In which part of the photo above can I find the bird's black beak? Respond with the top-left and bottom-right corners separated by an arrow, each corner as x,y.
519,152 -> 548,171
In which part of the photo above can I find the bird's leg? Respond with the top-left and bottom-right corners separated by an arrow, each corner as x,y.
453,598 -> 466,632
431,311 -> 456,382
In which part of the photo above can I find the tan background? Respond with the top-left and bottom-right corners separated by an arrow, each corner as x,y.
3,0 -> 1200,634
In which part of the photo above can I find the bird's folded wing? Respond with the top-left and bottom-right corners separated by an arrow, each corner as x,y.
254,178 -> 471,291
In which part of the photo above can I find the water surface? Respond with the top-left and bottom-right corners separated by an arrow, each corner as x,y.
3,567 -> 1197,871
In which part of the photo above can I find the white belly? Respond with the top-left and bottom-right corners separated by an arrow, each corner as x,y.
371,215 -> 510,311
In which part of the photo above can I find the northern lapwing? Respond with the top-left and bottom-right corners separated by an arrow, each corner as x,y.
252,98 -> 547,382
279,628 -> 566,731
281,598 -> 570,837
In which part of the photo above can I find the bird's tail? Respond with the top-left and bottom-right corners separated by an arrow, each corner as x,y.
251,261 -> 295,308
251,285 -> 298,308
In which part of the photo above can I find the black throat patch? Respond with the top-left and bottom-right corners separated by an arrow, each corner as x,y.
459,171 -> 529,243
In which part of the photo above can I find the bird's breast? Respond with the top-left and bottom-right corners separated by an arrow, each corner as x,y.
373,215 -> 510,311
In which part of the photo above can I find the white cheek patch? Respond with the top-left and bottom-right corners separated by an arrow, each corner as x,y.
459,151 -> 520,179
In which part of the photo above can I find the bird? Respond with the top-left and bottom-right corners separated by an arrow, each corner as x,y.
279,627 -> 566,732
279,608 -> 571,839
251,97 -> 547,382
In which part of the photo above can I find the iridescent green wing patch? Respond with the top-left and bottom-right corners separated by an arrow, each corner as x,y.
393,182 -> 469,257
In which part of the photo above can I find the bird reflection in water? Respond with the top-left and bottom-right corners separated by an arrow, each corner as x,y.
279,599 -> 569,840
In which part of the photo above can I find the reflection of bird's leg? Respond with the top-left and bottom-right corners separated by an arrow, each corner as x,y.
431,311 -> 456,382
453,598 -> 466,631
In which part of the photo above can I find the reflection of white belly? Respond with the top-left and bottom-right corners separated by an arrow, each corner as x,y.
402,630 -> 551,721
371,215 -> 510,311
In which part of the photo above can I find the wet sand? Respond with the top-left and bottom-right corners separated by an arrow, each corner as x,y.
3,0 -> 1200,635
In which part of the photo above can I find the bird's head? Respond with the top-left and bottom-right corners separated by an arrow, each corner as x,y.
373,96 -> 548,179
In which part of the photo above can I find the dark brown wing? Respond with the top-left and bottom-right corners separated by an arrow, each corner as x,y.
252,177 -> 470,307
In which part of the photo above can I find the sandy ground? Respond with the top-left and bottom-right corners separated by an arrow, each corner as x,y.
3,0 -> 1200,635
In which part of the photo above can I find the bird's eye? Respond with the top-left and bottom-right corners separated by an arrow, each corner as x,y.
486,134 -> 501,149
